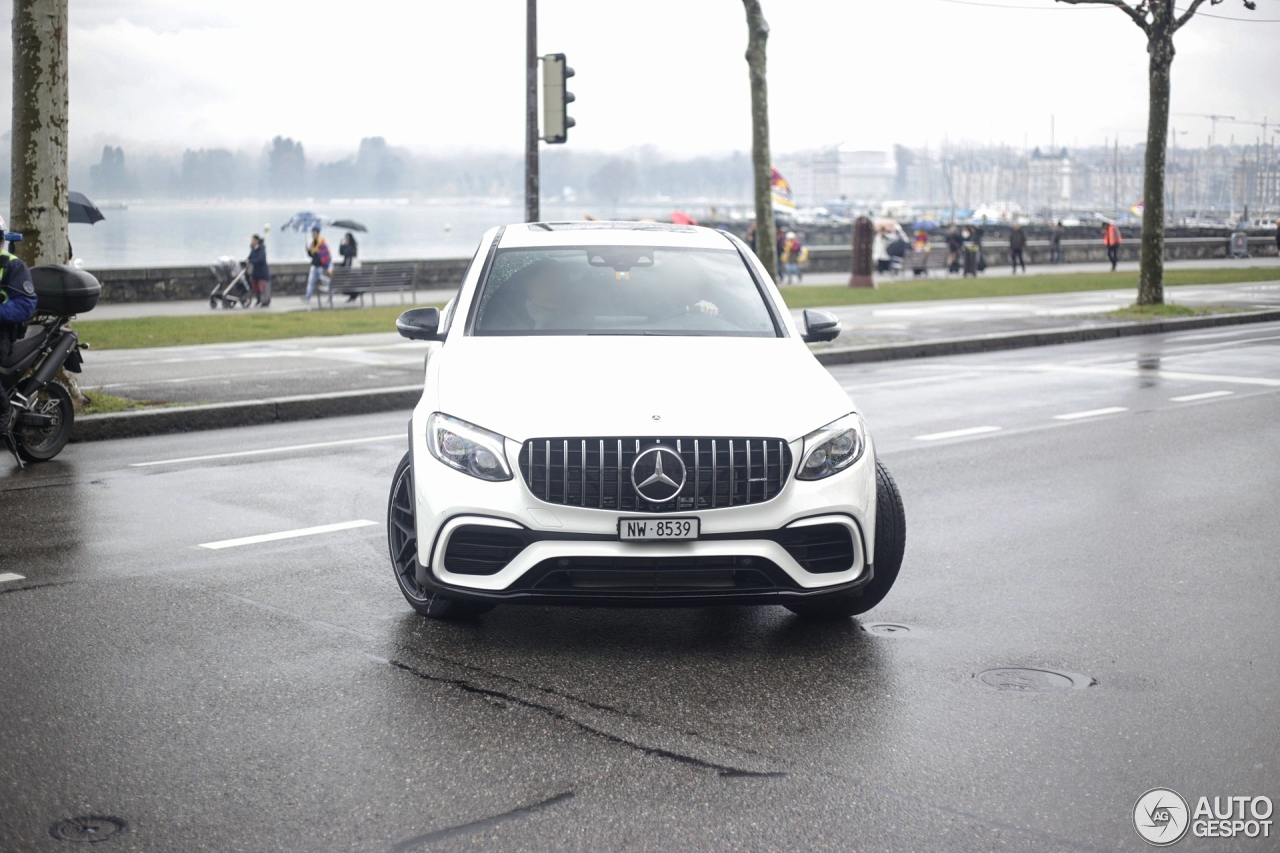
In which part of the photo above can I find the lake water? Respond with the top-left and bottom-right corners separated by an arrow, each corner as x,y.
2,199 -> 720,270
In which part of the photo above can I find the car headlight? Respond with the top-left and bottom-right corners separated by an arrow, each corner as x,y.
797,413 -> 866,481
427,413 -> 512,481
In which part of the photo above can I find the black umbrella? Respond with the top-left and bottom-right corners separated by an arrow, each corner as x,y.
68,191 -> 104,225
330,218 -> 368,232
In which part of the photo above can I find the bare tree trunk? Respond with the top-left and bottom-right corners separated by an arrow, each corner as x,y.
11,0 -> 69,268
11,1 -> 84,407
743,0 -> 777,282
1139,4 -> 1175,306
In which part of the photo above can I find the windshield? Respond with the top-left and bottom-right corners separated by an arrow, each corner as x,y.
470,246 -> 779,337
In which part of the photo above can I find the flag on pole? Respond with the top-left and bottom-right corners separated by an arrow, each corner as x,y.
771,167 -> 795,213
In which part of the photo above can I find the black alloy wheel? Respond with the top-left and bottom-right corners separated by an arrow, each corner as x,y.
786,459 -> 907,619
387,452 -> 495,621
16,382 -> 74,462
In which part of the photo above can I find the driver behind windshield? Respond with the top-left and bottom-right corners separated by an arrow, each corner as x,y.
476,247 -> 774,336
644,255 -> 758,329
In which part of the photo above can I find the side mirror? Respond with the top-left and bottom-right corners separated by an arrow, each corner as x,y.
801,308 -> 841,344
396,307 -> 444,341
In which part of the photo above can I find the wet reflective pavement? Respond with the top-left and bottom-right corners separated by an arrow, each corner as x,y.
2,324 -> 1278,851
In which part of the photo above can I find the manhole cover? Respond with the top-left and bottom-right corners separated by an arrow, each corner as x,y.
976,668 -> 1093,693
50,816 -> 127,843
862,622 -> 912,637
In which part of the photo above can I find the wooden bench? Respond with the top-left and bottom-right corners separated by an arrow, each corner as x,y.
901,249 -> 952,278
322,262 -> 419,309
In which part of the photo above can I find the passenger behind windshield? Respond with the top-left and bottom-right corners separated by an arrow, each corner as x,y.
473,247 -> 777,337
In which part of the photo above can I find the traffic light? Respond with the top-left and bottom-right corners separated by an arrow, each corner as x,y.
541,53 -> 575,144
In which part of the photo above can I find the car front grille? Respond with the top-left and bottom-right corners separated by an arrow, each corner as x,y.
518,437 -> 793,513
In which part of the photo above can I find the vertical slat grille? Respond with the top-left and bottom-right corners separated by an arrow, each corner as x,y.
518,437 -> 792,512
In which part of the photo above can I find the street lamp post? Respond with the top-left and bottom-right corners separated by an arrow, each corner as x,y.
524,0 -> 539,223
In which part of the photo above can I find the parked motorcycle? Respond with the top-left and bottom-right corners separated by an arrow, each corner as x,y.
0,265 -> 100,467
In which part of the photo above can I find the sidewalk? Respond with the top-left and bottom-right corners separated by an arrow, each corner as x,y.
70,274 -> 1280,441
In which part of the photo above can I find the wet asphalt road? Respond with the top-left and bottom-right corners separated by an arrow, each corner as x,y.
2,324 -> 1278,852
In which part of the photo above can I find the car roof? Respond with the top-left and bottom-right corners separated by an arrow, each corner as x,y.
497,221 -> 738,250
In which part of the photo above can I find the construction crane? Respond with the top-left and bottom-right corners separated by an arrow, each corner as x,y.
1173,113 -> 1236,147
1226,117 -> 1271,141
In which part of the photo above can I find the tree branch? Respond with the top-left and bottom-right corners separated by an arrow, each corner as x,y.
1175,0 -> 1254,31
1174,0 -> 1212,31
1055,0 -> 1150,33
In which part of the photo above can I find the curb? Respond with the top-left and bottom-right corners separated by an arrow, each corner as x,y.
70,309 -> 1280,442
813,308 -> 1280,366
71,385 -> 422,443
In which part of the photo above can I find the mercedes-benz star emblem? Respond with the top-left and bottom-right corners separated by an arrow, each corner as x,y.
631,447 -> 686,503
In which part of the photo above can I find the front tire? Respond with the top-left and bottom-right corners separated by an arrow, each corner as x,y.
786,459 -> 906,619
387,452 -> 495,621
16,382 -> 74,462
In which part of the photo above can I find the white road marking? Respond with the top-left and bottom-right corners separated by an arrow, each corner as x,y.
1031,364 -> 1280,387
1170,390 -> 1234,402
198,520 -> 379,550
1054,407 -> 1128,421
0,572 -> 25,583
1172,328 -> 1274,342
914,426 -> 1002,441
842,371 -> 982,391
132,435 -> 402,467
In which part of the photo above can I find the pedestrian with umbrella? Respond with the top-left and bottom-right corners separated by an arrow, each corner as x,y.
303,226 -> 331,306
337,231 -> 361,302
339,232 -> 359,268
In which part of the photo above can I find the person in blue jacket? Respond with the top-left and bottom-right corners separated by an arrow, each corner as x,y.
0,216 -> 38,430
0,225 -> 37,355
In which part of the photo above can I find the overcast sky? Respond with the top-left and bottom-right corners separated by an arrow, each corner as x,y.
3,0 -> 1278,160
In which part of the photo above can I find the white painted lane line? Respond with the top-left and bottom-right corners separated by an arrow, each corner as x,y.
133,435 -> 402,468
914,426 -> 1002,441
1031,365 -> 1280,387
1171,390 -> 1234,402
1054,407 -> 1128,421
0,572 -> 25,583
199,520 -> 379,550
841,371 -> 982,391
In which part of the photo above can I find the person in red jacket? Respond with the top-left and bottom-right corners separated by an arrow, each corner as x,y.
304,226 -> 331,305
1103,222 -> 1122,271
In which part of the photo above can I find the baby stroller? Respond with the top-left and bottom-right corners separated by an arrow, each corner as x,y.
209,256 -> 254,309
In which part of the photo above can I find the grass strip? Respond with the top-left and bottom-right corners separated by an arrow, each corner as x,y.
776,267 -> 1280,308
73,304 -> 442,350
79,391 -> 155,414
1101,303 -> 1245,322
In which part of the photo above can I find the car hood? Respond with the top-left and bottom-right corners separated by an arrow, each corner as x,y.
433,335 -> 853,441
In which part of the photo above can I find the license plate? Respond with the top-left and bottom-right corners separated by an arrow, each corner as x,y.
618,517 -> 700,541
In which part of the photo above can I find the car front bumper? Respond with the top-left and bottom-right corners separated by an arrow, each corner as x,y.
408,409 -> 879,605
